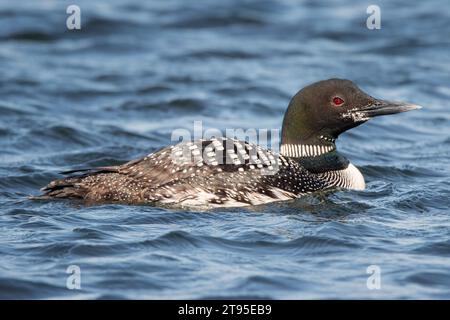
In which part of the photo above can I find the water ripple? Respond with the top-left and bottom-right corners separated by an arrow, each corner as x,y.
0,0 -> 449,299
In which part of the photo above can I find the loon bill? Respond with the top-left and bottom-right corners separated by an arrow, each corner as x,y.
37,79 -> 421,208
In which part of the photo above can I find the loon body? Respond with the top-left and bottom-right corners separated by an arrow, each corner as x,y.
39,79 -> 420,208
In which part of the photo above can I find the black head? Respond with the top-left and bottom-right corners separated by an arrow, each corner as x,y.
281,78 -> 421,147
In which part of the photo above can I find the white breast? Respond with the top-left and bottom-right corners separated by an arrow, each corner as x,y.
341,163 -> 365,190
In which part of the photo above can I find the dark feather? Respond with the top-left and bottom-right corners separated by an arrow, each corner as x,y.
59,166 -> 119,175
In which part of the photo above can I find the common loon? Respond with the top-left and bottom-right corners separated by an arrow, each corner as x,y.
39,79 -> 421,208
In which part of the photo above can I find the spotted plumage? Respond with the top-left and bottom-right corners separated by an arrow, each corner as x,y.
38,79 -> 421,208
41,138 -> 348,207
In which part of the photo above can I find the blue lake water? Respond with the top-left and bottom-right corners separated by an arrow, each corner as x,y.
0,0 -> 449,299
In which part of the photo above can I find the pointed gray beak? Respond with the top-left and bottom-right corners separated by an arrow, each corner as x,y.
357,100 -> 422,118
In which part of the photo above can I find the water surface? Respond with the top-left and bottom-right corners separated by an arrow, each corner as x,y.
0,0 -> 449,299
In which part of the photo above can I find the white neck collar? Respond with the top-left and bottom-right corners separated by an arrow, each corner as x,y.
280,143 -> 335,158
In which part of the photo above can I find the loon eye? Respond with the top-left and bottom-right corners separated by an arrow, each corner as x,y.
332,96 -> 344,106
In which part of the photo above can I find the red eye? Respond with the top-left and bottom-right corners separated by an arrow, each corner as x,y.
332,96 -> 344,106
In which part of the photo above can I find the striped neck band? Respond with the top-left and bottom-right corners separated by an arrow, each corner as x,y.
280,143 -> 335,158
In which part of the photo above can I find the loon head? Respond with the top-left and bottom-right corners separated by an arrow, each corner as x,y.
280,78 -> 421,157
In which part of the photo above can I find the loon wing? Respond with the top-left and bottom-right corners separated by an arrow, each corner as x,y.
39,138 -> 321,206
109,138 -> 323,206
